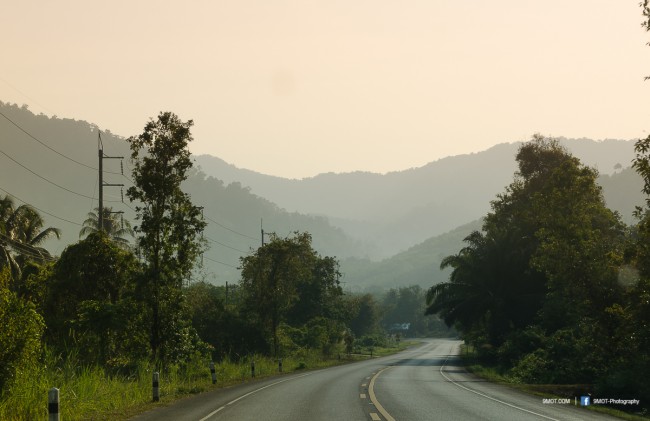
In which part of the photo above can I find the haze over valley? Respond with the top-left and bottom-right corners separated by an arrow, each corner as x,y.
1,102 -> 643,290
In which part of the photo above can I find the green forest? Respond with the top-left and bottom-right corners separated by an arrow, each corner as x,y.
426,135 -> 650,414
0,112 -> 447,419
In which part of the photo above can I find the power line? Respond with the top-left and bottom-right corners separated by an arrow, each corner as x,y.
205,235 -> 250,254
204,215 -> 258,241
89,173 -> 98,213
1,106 -> 258,259
0,185 -> 82,226
0,78 -> 58,116
1,107 -> 253,246
0,148 -> 121,202
203,255 -> 240,269
0,110 -> 127,177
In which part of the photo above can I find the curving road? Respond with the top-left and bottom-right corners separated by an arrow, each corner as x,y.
131,339 -> 620,421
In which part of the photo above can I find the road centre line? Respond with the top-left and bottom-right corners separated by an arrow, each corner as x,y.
439,352 -> 559,421
198,372 -> 313,421
368,367 -> 396,421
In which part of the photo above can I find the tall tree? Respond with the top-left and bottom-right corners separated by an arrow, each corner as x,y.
427,136 -> 623,355
239,232 -> 340,356
126,112 -> 206,362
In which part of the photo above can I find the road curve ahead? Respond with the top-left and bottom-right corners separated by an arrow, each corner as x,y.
131,339 -> 620,421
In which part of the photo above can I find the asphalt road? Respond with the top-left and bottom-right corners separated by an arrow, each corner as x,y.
131,339 -> 621,421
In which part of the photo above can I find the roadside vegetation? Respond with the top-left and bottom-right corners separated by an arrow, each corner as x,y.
427,135 -> 650,418
0,333 -> 418,420
427,7 -> 650,416
460,345 -> 649,421
0,112 -> 440,420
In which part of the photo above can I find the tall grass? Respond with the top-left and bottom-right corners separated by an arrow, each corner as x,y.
0,349 -> 151,420
0,347 -> 360,420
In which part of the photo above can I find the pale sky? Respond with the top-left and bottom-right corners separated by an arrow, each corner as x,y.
1,1 -> 649,179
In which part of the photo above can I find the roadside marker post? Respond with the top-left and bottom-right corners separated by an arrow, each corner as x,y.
152,372 -> 160,402
48,387 -> 59,421
210,362 -> 217,384
278,358 -> 283,373
251,359 -> 256,378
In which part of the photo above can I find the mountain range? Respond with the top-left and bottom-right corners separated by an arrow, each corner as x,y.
0,101 -> 645,290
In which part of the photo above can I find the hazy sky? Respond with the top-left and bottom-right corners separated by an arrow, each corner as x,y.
2,1 -> 649,179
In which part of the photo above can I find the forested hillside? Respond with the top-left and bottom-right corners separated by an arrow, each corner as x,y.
197,138 -> 638,257
2,101 -> 645,287
0,110 -> 447,419
340,219 -> 482,291
0,102 -> 362,283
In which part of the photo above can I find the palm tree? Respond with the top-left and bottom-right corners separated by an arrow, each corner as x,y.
426,231 -> 493,330
0,197 -> 20,280
0,195 -> 61,280
426,229 -> 545,347
79,206 -> 134,249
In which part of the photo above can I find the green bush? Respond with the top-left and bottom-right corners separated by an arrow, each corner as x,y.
511,348 -> 551,383
497,327 -> 546,366
358,334 -> 387,348
0,269 -> 44,393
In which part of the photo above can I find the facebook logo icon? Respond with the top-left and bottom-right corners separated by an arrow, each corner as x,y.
580,396 -> 590,406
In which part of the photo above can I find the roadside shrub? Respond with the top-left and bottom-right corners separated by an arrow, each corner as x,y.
0,268 -> 44,393
511,348 -> 552,383
497,327 -> 546,366
358,334 -> 387,348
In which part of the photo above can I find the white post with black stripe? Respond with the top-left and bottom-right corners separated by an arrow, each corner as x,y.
278,358 -> 283,373
48,387 -> 59,421
210,361 -> 217,384
152,372 -> 160,402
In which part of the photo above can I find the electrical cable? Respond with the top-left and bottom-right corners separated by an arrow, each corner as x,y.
204,215 -> 258,241
1,106 -> 257,265
0,110 -> 124,176
204,235 -> 250,253
203,255 -> 239,269
0,185 -> 83,226
0,148 -> 121,202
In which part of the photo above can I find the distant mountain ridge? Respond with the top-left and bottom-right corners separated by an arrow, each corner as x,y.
1,100 -> 644,290
196,138 -> 638,257
0,102 -> 363,284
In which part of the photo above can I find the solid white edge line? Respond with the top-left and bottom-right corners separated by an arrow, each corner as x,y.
439,350 -> 559,421
197,406 -> 225,421
197,372 -> 313,421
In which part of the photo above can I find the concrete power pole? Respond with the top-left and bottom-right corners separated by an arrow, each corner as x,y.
97,131 -> 124,231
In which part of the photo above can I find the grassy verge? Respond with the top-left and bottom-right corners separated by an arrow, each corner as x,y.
0,342 -> 418,420
459,345 -> 649,421
353,339 -> 421,358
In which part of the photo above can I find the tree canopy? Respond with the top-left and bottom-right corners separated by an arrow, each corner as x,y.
239,232 -> 342,356
126,111 -> 207,363
427,136 -> 625,379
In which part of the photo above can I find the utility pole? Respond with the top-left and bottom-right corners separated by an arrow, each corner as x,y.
98,131 -> 124,231
260,218 -> 272,246
199,206 -> 204,268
